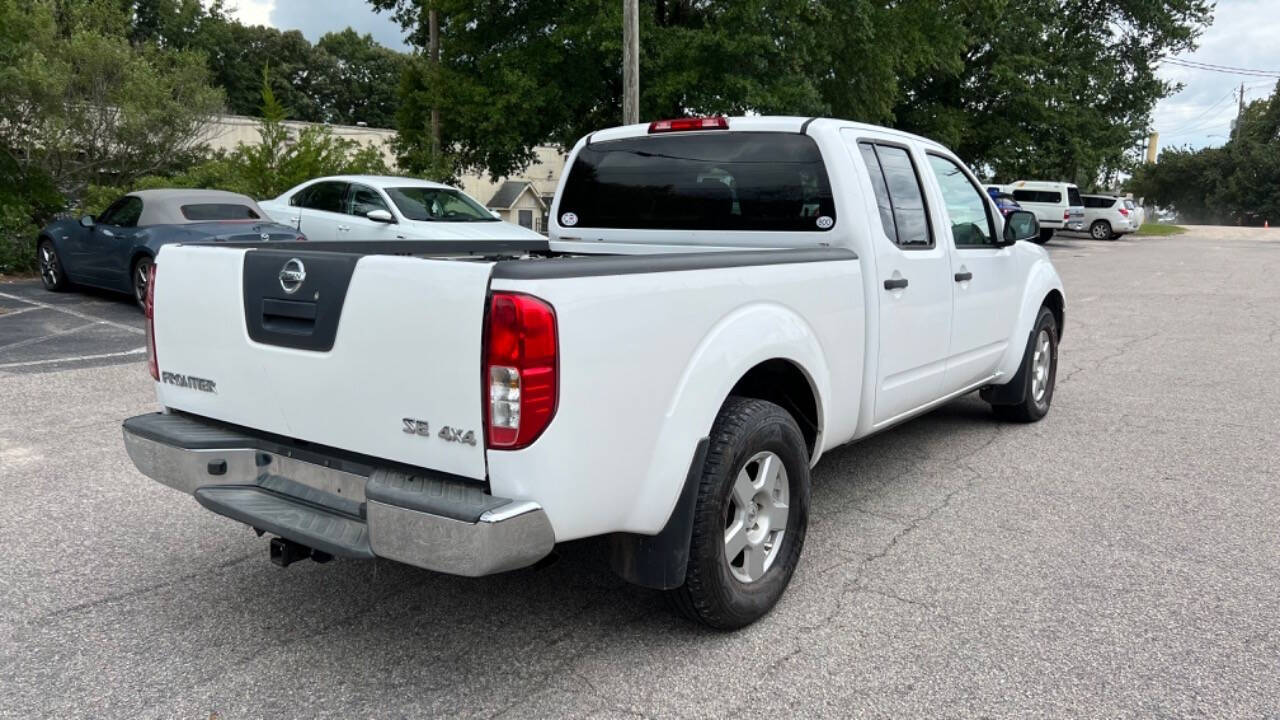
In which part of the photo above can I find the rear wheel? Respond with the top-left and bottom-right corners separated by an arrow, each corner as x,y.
668,397 -> 810,630
992,306 -> 1058,423
131,255 -> 153,310
1035,228 -> 1054,244
1090,220 -> 1112,240
38,239 -> 69,291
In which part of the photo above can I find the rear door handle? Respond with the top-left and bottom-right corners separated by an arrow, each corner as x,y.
954,271 -> 973,282
883,278 -> 908,290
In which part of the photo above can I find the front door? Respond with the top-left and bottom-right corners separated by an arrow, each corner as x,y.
843,131 -> 954,426
343,183 -> 403,240
78,196 -> 144,283
923,153 -> 1020,391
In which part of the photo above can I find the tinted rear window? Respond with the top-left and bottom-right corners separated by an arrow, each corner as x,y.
180,203 -> 260,221
558,132 -> 835,232
1013,190 -> 1062,204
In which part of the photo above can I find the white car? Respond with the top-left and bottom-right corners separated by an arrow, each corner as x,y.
1081,194 -> 1138,240
1009,180 -> 1086,243
258,175 -> 544,242
123,116 -> 1063,629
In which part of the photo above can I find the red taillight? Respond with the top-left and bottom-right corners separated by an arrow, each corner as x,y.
484,292 -> 557,449
1118,208 -> 1129,217
1063,210 -> 1071,220
648,116 -> 729,133
144,263 -> 158,381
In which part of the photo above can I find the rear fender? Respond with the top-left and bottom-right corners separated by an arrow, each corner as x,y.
625,302 -> 831,530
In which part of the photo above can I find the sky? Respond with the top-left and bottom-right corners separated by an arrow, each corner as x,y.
217,0 -> 1280,156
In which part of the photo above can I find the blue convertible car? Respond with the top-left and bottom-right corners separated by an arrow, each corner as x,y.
37,189 -> 304,308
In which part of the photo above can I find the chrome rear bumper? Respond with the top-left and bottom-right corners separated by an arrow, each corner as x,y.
122,413 -> 554,577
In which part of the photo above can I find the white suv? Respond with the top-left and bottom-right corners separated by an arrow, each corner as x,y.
1081,194 -> 1137,240
1010,181 -> 1085,243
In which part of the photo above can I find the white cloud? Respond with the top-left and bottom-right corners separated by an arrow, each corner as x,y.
211,0 -> 276,28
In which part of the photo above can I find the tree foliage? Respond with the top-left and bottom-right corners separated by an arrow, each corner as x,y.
123,0 -> 408,126
377,0 -> 1211,185
0,0 -> 222,272
1129,83 -> 1280,225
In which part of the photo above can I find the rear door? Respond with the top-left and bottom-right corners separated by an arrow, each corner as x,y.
291,181 -> 349,241
922,152 -> 1019,391
844,132 -> 953,424
151,245 -> 494,479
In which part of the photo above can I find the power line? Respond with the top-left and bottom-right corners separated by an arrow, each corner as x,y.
1161,57 -> 1280,78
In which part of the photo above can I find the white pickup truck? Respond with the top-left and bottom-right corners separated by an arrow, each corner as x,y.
122,116 -> 1064,629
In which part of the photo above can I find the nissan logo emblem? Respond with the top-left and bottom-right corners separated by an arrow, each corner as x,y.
278,258 -> 306,294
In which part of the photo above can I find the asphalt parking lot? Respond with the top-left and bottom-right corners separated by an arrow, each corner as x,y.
2,226 -> 1278,718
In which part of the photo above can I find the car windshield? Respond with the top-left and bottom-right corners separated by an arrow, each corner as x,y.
180,203 -> 260,221
385,187 -> 496,222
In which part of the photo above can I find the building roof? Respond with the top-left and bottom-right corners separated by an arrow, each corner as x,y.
487,181 -> 546,210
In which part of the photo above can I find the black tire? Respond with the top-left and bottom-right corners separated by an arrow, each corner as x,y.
1090,220 -> 1112,241
992,306 -> 1058,423
668,397 -> 810,630
131,255 -> 153,310
37,238 -> 69,291
1034,228 -> 1054,244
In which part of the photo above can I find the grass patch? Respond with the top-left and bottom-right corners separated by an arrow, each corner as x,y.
1134,222 -> 1186,237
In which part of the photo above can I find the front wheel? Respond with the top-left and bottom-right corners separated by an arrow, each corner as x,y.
668,397 -> 810,630
991,306 -> 1058,422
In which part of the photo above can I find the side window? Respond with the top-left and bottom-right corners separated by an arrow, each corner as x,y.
102,197 -> 143,227
347,184 -> 389,217
295,182 -> 347,213
926,154 -> 996,248
857,141 -> 932,248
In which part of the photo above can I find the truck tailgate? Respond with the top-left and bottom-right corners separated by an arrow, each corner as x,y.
151,245 -> 492,480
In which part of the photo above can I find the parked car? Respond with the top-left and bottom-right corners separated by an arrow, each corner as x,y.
258,175 -> 545,242
989,190 -> 1022,217
36,189 -> 303,308
1081,194 -> 1137,240
122,116 -> 1063,629
1009,180 -> 1086,243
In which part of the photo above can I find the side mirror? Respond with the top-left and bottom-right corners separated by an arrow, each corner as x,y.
1002,210 -> 1039,245
79,215 -> 95,228
366,209 -> 395,223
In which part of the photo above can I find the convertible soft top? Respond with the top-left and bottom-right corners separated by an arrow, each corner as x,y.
128,189 -> 267,226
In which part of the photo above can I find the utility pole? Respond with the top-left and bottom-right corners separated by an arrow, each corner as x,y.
1235,81 -> 1245,135
429,5 -> 441,155
622,0 -> 639,125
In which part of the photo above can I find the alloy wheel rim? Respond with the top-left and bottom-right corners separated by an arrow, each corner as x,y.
1030,329 -> 1052,404
134,260 -> 151,303
724,450 -> 789,583
40,245 -> 58,287
1092,224 -> 1108,239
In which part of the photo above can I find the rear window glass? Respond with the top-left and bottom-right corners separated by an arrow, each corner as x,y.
1068,186 -> 1083,206
1013,190 -> 1062,204
180,203 -> 260,221
558,132 -> 835,232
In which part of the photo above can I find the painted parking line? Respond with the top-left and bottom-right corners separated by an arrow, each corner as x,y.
0,347 -> 145,369
0,291 -> 144,335
0,322 -> 98,352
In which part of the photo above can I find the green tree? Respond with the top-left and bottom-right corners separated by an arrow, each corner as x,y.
0,0 -> 223,271
377,0 -> 1211,186
316,28 -> 408,127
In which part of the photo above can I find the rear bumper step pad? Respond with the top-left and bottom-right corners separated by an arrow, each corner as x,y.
194,486 -> 374,559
